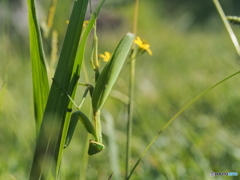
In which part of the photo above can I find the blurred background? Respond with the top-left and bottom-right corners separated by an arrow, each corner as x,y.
0,0 -> 240,179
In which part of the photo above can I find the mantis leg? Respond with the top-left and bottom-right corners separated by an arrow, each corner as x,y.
52,78 -> 104,155
52,78 -> 93,109
64,110 -> 104,155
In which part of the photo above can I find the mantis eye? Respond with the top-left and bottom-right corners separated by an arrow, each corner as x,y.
88,140 -> 105,155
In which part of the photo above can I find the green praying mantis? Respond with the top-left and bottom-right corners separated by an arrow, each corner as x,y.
54,32 -> 135,155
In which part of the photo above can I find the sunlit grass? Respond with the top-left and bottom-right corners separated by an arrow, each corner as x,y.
0,1 -> 240,179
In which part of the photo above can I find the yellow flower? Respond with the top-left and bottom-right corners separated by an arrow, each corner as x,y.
83,20 -> 89,27
99,51 -> 111,62
134,36 -> 152,55
65,20 -> 89,27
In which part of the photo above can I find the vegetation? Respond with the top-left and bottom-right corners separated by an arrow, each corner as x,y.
0,0 -> 239,179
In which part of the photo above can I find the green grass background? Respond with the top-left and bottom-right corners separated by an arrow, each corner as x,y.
0,1 -> 240,179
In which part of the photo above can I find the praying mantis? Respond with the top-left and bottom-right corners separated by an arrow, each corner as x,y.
54,32 -> 135,155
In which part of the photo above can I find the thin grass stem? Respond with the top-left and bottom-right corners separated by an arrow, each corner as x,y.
79,61 -> 91,180
125,57 -> 135,179
125,0 -> 139,179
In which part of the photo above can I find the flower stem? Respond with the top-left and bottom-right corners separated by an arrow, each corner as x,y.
125,56 -> 136,179
79,61 -> 90,180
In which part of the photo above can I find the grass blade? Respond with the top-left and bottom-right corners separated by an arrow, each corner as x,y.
75,0 -> 106,64
27,0 -> 49,134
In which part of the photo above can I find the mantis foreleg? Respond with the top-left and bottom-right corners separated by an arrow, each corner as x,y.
65,110 -> 105,155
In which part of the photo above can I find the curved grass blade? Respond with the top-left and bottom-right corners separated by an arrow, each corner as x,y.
92,33 -> 135,113
127,70 -> 240,179
75,0 -> 106,66
27,0 -> 49,134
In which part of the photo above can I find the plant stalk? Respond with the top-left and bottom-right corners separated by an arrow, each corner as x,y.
125,0 -> 139,178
